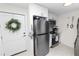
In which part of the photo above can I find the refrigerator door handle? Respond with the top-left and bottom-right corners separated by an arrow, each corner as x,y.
34,36 -> 38,55
36,36 -> 38,48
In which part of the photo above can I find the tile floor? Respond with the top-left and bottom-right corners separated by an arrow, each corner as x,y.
15,43 -> 74,56
46,43 -> 74,56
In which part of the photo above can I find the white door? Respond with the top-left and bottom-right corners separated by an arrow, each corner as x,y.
0,12 -> 26,56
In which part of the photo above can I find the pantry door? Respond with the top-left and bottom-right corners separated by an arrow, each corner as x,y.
0,12 -> 26,56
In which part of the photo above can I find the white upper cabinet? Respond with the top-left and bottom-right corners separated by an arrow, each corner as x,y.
29,4 -> 48,17
40,7 -> 48,17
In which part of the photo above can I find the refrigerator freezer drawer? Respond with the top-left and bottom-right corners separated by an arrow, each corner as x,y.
34,34 -> 49,56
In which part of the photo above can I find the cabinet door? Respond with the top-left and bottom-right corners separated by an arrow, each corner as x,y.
40,7 -> 48,17
0,13 -> 26,56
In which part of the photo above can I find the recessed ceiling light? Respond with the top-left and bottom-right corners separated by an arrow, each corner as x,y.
64,3 -> 72,6
64,0 -> 73,6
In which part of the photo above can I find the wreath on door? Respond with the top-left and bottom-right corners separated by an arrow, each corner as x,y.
5,18 -> 21,32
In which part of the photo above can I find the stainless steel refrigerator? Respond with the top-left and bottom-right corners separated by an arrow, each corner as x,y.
74,19 -> 79,56
33,15 -> 49,56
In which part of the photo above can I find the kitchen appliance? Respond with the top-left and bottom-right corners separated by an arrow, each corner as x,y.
74,18 -> 79,56
48,20 -> 59,48
33,15 -> 49,56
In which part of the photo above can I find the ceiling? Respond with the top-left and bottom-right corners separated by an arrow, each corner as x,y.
6,3 -> 79,16
38,3 -> 79,16
6,3 -> 28,9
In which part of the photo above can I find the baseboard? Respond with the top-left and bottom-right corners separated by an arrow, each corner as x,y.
11,50 -> 27,56
60,42 -> 74,49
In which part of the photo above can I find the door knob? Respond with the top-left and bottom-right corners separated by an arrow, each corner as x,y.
23,32 -> 26,37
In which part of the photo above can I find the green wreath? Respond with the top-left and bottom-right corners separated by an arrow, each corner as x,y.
6,18 -> 21,32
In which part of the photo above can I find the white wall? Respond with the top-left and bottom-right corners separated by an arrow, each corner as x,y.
28,3 -> 48,55
57,10 -> 79,48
